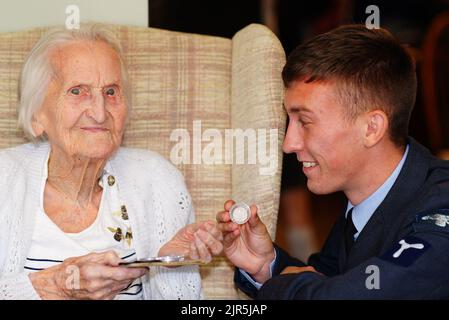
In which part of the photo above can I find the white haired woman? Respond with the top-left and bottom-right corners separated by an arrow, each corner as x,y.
0,24 -> 223,300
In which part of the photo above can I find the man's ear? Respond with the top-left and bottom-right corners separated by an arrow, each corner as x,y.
363,110 -> 389,148
31,113 -> 45,137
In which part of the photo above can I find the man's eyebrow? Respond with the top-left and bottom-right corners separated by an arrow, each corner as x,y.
283,103 -> 314,114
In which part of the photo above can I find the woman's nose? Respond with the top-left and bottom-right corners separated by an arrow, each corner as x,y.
86,92 -> 106,123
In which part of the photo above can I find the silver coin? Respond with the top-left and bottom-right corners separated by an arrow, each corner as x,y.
230,203 -> 251,224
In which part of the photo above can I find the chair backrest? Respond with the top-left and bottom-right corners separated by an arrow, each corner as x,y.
0,23 -> 286,299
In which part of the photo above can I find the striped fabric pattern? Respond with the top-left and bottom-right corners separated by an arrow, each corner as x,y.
24,252 -> 142,298
0,24 -> 286,299
24,251 -> 136,271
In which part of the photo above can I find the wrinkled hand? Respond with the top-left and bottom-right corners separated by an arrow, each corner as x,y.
158,220 -> 223,263
216,200 -> 275,283
29,251 -> 147,300
280,266 -> 319,275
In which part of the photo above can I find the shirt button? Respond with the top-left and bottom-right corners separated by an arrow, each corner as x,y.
108,175 -> 115,186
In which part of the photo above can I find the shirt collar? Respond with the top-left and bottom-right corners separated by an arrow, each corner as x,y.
346,144 -> 409,239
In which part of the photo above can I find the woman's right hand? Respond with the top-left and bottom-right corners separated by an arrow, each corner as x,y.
29,250 -> 147,300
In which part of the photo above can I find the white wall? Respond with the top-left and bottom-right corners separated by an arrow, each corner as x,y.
0,0 -> 148,32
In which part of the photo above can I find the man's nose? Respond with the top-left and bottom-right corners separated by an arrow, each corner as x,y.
282,122 -> 304,154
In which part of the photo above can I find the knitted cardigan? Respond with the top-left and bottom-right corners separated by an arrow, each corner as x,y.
0,142 -> 203,299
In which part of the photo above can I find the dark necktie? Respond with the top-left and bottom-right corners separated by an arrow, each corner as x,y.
344,208 -> 357,256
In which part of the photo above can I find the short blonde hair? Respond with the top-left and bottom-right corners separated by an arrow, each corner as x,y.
17,23 -> 131,142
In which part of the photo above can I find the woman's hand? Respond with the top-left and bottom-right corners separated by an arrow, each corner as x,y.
158,221 -> 223,263
29,250 -> 147,300
216,200 -> 275,284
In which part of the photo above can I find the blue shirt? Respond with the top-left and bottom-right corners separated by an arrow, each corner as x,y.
241,144 -> 409,289
346,145 -> 409,240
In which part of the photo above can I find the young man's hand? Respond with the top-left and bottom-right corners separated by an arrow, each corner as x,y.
216,200 -> 275,284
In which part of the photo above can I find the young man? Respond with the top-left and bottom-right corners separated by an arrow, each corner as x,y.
217,25 -> 449,299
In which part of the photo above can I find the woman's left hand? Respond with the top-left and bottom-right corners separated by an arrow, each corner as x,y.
158,220 -> 223,263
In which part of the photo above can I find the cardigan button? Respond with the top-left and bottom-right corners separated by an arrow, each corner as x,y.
121,205 -> 129,220
113,227 -> 123,242
107,175 -> 115,186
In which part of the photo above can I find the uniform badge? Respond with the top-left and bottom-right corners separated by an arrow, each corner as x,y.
392,239 -> 424,258
420,213 -> 449,227
415,209 -> 449,233
380,236 -> 430,267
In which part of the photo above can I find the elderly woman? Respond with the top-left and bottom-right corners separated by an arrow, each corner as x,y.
0,24 -> 223,300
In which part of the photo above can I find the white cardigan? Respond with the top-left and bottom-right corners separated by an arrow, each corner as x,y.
0,142 -> 203,300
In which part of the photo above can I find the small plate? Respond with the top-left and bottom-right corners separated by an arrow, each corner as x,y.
119,255 -> 207,267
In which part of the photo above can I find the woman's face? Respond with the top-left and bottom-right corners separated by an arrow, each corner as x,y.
33,40 -> 127,159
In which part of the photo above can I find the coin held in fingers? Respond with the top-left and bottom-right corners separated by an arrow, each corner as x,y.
229,203 -> 251,224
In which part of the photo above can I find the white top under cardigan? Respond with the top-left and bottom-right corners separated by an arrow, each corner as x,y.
25,204 -> 143,299
0,142 -> 203,300
24,163 -> 143,299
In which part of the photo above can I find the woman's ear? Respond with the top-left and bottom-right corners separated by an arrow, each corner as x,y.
363,110 -> 389,148
31,114 -> 45,137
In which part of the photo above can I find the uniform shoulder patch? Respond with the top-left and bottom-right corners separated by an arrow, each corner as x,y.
415,209 -> 449,233
380,236 -> 430,267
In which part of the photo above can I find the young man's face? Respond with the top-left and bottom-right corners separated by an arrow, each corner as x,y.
283,80 -> 366,195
